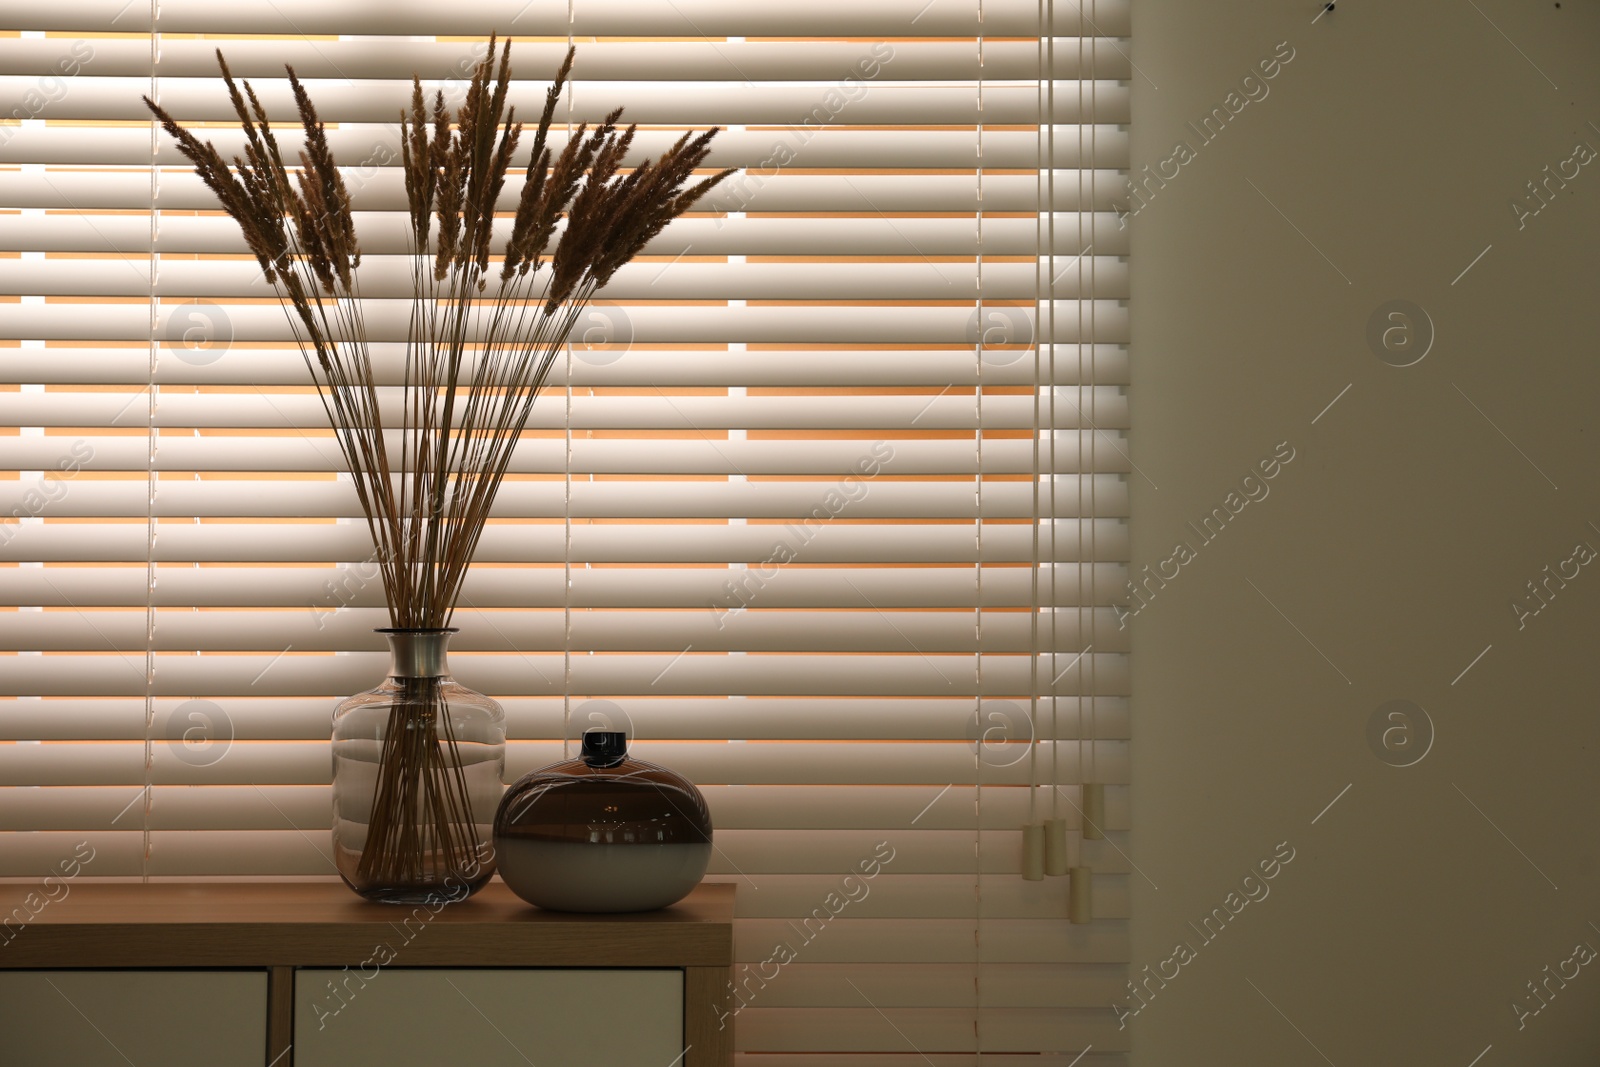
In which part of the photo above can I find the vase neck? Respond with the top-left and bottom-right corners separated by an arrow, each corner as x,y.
381,629 -> 453,679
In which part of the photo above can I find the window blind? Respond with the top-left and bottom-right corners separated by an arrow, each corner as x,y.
0,1 -> 1130,1061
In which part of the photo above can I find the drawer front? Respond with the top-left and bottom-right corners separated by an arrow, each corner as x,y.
0,970 -> 268,1067
294,968 -> 683,1067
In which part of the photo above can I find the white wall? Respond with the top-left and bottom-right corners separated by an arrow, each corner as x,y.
1129,1 -> 1600,1063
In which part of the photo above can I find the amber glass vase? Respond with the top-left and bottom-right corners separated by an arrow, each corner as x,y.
331,629 -> 505,903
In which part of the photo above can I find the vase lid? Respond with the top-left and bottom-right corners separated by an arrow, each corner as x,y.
581,730 -> 629,768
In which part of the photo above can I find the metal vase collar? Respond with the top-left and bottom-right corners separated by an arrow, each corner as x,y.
378,628 -> 457,679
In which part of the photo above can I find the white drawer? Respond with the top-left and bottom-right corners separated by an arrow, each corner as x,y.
0,970 -> 267,1067
294,968 -> 684,1067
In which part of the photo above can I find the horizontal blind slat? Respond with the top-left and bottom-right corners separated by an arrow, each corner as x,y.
3,610 -> 1122,655
5,437 -> 1105,476
0,653 -> 1133,697
1,700 -> 1131,746
0,170 -> 1131,212
3,0 -> 1131,37
1,390 -> 1127,431
0,567 -> 1131,611
0,127 -> 1130,171
18,81 -> 1129,126
0,733 -> 1130,788
0,215 -> 1127,259
732,1006 -> 1127,1052
3,478 -> 1125,521
0,258 -> 1130,301
0,39 -> 1130,82
0,522 -> 1126,564
0,786 -> 1129,841
2,302 -> 1129,343
711,962 -> 1131,1005
732,918 -> 1128,964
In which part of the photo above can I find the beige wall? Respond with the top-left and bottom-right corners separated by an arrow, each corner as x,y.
1129,1 -> 1600,1063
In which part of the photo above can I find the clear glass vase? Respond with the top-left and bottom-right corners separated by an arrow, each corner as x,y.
331,628 -> 505,903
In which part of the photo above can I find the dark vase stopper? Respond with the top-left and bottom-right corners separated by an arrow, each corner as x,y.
492,730 -> 712,912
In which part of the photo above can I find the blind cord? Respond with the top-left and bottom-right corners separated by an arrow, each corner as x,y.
140,0 -> 162,884
561,3 -> 576,760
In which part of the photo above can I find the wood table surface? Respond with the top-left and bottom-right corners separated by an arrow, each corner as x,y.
0,880 -> 736,968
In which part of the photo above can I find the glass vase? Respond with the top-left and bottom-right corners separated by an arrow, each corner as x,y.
331,628 -> 505,903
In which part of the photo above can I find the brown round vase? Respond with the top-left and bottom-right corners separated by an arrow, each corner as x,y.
492,730 -> 712,912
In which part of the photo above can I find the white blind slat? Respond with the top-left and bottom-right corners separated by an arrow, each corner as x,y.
0,567 -> 1132,610
0,38 -> 1131,82
1,129 -> 1131,173
2,700 -> 1131,745
0,523 -> 1124,563
3,301 -> 1127,343
2,654 -> 1133,697
0,786 -> 1130,835
17,81 -> 1130,127
3,0 -> 1131,37
0,258 -> 1130,301
0,741 -> 1131,788
0,170 -> 1130,213
0,215 -> 1127,258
